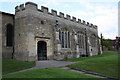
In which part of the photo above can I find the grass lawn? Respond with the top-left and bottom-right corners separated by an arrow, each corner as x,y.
3,67 -> 97,78
65,51 -> 119,78
60,51 -> 118,62
2,58 -> 35,75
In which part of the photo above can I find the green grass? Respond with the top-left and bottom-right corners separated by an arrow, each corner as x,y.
65,51 -> 119,78
3,67 -> 97,78
60,51 -> 118,62
2,58 -> 35,75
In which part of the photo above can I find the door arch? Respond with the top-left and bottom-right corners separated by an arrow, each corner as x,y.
37,41 -> 47,60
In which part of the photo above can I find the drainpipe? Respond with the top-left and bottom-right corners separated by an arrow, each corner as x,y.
85,28 -> 88,57
100,33 -> 103,51
12,16 -> 15,59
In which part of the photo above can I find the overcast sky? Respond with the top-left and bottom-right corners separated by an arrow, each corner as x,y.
0,0 -> 119,39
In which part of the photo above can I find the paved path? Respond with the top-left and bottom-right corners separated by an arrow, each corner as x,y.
3,60 -> 119,80
33,60 -> 77,69
3,60 -> 78,76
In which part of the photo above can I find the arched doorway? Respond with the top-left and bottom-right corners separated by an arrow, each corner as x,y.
37,41 -> 47,60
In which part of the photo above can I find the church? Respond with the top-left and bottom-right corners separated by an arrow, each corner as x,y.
1,2 -> 102,61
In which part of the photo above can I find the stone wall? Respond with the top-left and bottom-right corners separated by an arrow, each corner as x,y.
0,12 -> 2,58
13,2 -> 100,61
1,12 -> 14,58
2,2 -> 101,61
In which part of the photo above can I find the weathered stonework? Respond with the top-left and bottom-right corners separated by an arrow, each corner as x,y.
1,2 -> 102,61
1,12 -> 14,58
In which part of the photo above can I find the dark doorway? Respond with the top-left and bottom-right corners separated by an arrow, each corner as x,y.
37,41 -> 47,60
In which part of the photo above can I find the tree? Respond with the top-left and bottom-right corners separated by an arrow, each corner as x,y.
102,39 -> 110,48
118,38 -> 120,47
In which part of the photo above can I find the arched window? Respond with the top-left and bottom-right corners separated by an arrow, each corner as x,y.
6,24 -> 14,47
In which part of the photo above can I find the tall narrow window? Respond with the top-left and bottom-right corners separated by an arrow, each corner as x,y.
82,35 -> 85,48
90,35 -> 96,47
61,31 -> 70,48
78,35 -> 82,48
68,32 -> 70,48
61,32 -> 64,48
78,35 -> 80,48
80,35 -> 82,48
65,32 -> 67,48
78,34 -> 85,49
6,24 -> 14,47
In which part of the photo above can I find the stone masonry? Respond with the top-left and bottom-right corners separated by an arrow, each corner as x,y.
1,2 -> 102,61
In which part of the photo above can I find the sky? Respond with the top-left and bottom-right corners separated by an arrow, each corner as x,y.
0,0 -> 119,39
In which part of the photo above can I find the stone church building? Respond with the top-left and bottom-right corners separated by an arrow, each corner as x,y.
1,2 -> 102,61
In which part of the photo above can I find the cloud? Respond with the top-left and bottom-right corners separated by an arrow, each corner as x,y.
119,2 -> 120,37
39,4 -> 48,7
0,0 -> 119,2
0,0 -> 118,39
69,11 -> 88,16
88,8 -> 118,39
68,0 -> 118,39
63,4 -> 70,8
42,0 -> 60,6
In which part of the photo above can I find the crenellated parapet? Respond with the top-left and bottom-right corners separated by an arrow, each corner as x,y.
72,17 -> 76,22
81,20 -> 86,25
59,12 -> 64,18
15,2 -> 37,12
15,2 -> 97,30
25,2 -> 37,10
66,14 -> 71,20
41,6 -> 48,13
77,19 -> 81,23
51,9 -> 57,16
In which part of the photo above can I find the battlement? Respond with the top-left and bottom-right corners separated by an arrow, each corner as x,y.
15,2 -> 97,30
72,17 -> 76,22
15,2 -> 37,12
41,6 -> 49,13
51,9 -> 57,16
77,19 -> 81,23
82,20 -> 86,25
66,14 -> 71,20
